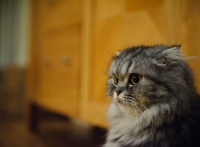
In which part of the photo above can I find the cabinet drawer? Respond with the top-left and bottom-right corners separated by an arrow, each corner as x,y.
37,23 -> 80,117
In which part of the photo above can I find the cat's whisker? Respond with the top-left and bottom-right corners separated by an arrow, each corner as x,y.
140,103 -> 148,112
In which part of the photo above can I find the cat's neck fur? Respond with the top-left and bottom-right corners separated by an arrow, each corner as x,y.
105,93 -> 200,147
106,102 -> 169,146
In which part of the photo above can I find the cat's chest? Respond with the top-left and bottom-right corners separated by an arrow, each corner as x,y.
108,116 -> 153,146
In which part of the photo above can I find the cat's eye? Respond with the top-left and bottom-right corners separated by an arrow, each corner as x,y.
113,76 -> 119,85
129,73 -> 142,85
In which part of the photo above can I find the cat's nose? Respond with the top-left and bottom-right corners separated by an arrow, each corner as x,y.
116,89 -> 122,96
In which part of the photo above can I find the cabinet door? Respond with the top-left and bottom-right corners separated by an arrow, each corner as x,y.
81,0 -> 173,128
35,0 -> 81,117
80,0 -> 200,128
181,0 -> 200,91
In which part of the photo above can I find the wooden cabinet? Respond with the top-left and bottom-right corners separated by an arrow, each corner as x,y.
27,0 -> 200,129
27,0 -> 81,122
37,26 -> 80,117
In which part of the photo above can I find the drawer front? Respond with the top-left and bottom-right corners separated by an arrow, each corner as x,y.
37,23 -> 80,117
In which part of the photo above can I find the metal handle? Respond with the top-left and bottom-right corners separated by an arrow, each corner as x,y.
60,56 -> 70,66
44,58 -> 52,67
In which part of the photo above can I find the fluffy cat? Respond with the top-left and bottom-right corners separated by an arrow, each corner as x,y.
104,45 -> 200,147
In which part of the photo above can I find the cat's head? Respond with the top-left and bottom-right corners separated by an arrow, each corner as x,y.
107,45 -> 194,120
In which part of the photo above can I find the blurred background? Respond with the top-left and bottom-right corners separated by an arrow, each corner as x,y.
0,0 -> 200,147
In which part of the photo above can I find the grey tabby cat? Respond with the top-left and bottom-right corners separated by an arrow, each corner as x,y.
104,45 -> 200,147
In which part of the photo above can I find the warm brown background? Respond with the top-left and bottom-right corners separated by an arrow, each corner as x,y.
27,0 -> 200,128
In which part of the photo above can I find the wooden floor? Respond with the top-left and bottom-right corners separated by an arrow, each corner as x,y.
0,112 -> 107,147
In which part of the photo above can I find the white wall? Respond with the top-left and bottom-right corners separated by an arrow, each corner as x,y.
0,0 -> 30,69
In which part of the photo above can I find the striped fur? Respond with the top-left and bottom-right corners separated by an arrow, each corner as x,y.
104,45 -> 200,147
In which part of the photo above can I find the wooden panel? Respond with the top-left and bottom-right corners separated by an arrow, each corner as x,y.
43,0 -> 81,31
28,0 -> 81,117
81,0 -> 173,128
26,0 -> 44,103
80,0 -> 200,128
37,23 -> 80,117
181,0 -> 200,92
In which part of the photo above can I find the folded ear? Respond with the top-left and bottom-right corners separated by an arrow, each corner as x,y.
162,45 -> 181,60
155,45 -> 182,67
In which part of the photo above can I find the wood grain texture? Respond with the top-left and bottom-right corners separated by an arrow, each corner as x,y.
181,0 -> 200,91
27,0 -> 81,118
80,0 -> 200,127
27,0 -> 200,128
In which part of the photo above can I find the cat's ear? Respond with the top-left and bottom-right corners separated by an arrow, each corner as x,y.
161,45 -> 181,61
155,45 -> 182,67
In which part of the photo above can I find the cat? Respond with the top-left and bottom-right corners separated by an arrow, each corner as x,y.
104,45 -> 200,147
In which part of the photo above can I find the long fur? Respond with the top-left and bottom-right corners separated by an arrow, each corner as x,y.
104,45 -> 200,147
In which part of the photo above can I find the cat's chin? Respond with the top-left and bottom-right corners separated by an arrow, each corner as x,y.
113,97 -> 142,117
